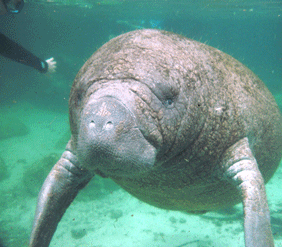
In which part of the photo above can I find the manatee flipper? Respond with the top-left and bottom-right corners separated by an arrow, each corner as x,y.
29,144 -> 93,247
223,138 -> 274,247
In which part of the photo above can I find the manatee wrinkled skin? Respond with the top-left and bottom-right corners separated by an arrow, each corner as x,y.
29,29 -> 282,247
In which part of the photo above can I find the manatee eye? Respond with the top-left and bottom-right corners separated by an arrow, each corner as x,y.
164,98 -> 174,107
151,82 -> 178,108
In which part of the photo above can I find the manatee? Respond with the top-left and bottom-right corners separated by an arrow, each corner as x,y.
29,29 -> 282,247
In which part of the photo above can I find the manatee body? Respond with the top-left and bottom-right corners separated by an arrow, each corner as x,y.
29,29 -> 282,247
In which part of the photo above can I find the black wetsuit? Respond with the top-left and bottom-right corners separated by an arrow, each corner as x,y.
0,33 -> 48,73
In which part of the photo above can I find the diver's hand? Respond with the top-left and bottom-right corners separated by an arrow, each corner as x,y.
46,57 -> 57,73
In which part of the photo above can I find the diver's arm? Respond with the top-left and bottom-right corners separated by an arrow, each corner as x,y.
0,33 -> 48,73
0,0 -> 7,15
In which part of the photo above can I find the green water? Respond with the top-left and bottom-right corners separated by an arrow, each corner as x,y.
0,1 -> 281,246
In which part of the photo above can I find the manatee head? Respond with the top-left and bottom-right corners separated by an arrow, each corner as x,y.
68,31 -> 207,178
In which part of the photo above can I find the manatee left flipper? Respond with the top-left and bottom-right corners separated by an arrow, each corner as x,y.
223,138 -> 274,247
29,144 -> 93,247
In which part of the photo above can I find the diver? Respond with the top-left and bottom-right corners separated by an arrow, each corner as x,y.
0,0 -> 56,73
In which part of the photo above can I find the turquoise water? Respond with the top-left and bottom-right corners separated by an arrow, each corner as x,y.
0,1 -> 281,246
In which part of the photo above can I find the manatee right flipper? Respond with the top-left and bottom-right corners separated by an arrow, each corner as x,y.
223,138 -> 274,247
29,142 -> 93,247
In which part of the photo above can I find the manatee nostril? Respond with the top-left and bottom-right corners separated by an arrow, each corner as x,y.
104,121 -> 114,130
89,121 -> 95,129
88,120 -> 114,131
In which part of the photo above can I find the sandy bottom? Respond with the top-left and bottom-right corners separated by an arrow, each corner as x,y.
0,100 -> 282,247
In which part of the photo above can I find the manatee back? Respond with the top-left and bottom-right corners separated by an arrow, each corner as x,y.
194,38 -> 282,184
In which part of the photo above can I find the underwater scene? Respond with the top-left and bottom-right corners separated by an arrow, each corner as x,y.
0,0 -> 282,246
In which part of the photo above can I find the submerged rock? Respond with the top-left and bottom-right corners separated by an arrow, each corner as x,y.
22,153 -> 61,197
0,116 -> 29,140
70,228 -> 87,239
0,157 -> 10,181
54,130 -> 71,150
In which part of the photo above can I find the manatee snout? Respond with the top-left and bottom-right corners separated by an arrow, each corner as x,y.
77,96 -> 157,177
